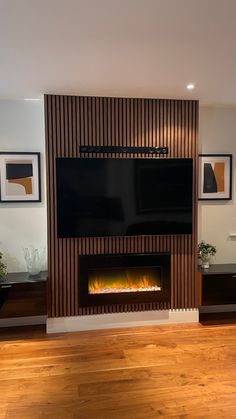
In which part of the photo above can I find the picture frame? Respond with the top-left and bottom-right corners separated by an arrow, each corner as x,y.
198,154 -> 232,200
0,152 -> 41,202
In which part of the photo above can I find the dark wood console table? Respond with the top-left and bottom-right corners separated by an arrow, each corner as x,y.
198,264 -> 236,322
0,271 -> 47,320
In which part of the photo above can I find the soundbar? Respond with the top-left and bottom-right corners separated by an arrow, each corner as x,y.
79,146 -> 168,155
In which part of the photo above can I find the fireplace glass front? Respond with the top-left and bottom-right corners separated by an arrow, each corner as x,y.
88,266 -> 162,295
78,253 -> 170,308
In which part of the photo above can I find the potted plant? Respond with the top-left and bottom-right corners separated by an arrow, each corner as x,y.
0,252 -> 7,281
198,240 -> 216,269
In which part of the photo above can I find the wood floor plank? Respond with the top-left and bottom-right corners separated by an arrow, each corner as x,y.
1,323 -> 236,418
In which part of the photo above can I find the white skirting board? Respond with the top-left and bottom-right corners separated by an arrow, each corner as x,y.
0,315 -> 47,328
47,309 -> 199,334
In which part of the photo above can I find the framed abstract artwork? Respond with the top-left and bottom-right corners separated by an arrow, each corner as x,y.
0,152 -> 41,202
198,154 -> 232,200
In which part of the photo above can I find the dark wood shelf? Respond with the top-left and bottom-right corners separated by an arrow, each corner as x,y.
198,264 -> 236,323
198,263 -> 236,275
1,271 -> 47,285
0,271 -> 47,319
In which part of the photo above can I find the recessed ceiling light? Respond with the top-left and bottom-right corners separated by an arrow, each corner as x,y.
24,98 -> 41,101
186,84 -> 195,90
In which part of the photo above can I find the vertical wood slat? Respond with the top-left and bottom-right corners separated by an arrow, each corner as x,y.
44,96 -> 53,317
55,96 -> 61,316
44,95 -> 198,317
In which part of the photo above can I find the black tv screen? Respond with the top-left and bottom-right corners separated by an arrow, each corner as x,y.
56,158 -> 193,238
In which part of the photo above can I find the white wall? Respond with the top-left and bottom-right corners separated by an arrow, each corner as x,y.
0,100 -> 47,272
1,101 -> 235,270
199,106 -> 236,263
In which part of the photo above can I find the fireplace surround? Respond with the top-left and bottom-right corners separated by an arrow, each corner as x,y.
45,95 -> 198,318
78,253 -> 170,308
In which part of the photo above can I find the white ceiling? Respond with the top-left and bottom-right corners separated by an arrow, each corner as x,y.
1,0 -> 236,104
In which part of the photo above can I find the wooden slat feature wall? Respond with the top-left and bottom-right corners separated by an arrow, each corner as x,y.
44,95 -> 198,317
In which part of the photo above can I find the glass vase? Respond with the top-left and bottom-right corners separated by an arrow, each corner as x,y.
201,255 -> 211,270
24,247 -> 45,277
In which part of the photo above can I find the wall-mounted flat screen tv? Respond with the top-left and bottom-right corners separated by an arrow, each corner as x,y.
56,158 -> 193,238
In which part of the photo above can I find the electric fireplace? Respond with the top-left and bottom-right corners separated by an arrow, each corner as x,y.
78,253 -> 170,308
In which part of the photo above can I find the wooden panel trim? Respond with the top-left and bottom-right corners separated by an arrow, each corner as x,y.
197,271 -> 202,307
44,95 -> 199,317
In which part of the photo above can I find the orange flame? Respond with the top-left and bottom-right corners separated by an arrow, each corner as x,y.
89,270 -> 159,294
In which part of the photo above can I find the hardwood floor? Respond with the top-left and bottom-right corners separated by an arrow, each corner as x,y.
1,323 -> 236,418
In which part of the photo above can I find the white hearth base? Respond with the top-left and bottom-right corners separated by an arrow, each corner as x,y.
47,309 -> 199,334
